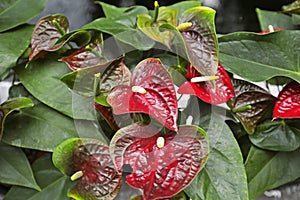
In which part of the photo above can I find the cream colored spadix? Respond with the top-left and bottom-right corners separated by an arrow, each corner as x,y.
191,75 -> 219,83
70,170 -> 83,181
132,86 -> 147,94
157,136 -> 165,148
268,25 -> 275,33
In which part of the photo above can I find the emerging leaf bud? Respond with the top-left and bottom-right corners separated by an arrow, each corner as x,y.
156,136 -> 165,148
132,86 -> 147,94
70,170 -> 83,181
191,75 -> 219,83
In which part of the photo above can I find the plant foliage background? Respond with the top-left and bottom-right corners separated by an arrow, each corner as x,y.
0,0 -> 300,200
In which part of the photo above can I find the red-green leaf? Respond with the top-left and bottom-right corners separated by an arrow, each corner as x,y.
110,124 -> 209,200
178,63 -> 235,104
227,79 -> 277,134
178,6 -> 218,76
61,33 -> 106,70
107,58 -> 178,132
273,81 -> 300,118
29,14 -> 69,60
52,138 -> 122,200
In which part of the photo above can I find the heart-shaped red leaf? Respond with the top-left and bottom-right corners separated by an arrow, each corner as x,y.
110,124 -> 209,200
107,58 -> 178,131
178,63 -> 235,104
273,81 -> 300,118
61,34 -> 107,70
30,14 -> 69,60
52,138 -> 122,200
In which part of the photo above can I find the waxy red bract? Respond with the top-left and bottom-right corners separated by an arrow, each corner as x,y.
273,81 -> 300,118
107,58 -> 178,132
110,124 -> 209,200
178,63 -> 235,104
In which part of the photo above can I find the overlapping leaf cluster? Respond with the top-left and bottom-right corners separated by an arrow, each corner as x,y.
0,0 -> 300,200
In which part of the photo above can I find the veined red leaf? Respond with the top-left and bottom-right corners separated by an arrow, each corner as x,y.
178,6 -> 218,76
273,81 -> 300,118
110,124 -> 209,200
30,14 -> 69,60
228,79 -> 277,134
61,33 -> 106,70
178,63 -> 235,104
52,138 -> 122,200
107,58 -> 178,132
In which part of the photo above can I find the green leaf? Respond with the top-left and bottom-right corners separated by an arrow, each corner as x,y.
168,0 -> 202,20
16,56 -> 95,120
4,154 -> 74,200
55,29 -> 91,48
282,0 -> 300,14
0,142 -> 40,190
137,6 -> 177,48
0,97 -> 34,139
245,146 -> 300,199
2,103 -> 107,151
256,8 -> 299,31
83,18 -> 155,51
184,112 -> 249,200
219,30 -> 300,83
0,0 -> 48,32
96,2 -> 127,19
179,6 -> 218,76
0,25 -> 33,80
249,119 -> 300,151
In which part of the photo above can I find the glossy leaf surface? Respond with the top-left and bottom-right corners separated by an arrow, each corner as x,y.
16,56 -> 95,120
178,6 -> 218,76
228,79 -> 276,134
168,1 -> 202,20
184,113 -> 249,200
29,14 -> 69,60
178,63 -> 235,104
53,138 -> 122,200
245,146 -> 300,199
0,25 -> 33,80
137,6 -> 176,48
249,119 -> 300,151
256,8 -> 298,31
0,0 -> 48,32
108,58 -> 178,131
2,104 -> 78,151
219,31 -> 300,83
273,81 -> 300,118
110,124 -> 209,200
4,154 -> 74,200
0,97 -> 33,139
0,142 -> 40,190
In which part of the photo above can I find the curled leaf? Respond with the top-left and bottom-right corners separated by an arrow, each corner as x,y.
137,6 -> 177,48
30,14 -> 69,60
110,124 -> 209,200
52,138 -> 122,200
107,58 -> 178,131
178,6 -> 218,76
227,79 -> 277,134
178,63 -> 235,104
273,81 -> 300,118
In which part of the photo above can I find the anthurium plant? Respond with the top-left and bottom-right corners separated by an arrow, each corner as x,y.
1,0 -> 300,200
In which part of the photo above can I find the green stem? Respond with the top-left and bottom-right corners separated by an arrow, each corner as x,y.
93,73 -> 101,96
153,1 -> 159,23
85,45 -> 102,58
232,105 -> 252,113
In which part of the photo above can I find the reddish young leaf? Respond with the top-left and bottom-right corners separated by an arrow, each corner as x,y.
30,14 -> 69,60
178,63 -> 235,104
228,79 -> 277,134
61,34 -> 106,70
107,58 -> 178,132
110,124 -> 209,200
273,81 -> 300,118
52,138 -> 122,200
258,27 -> 284,34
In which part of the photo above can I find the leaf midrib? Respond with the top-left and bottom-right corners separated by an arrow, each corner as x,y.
0,0 -> 21,16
